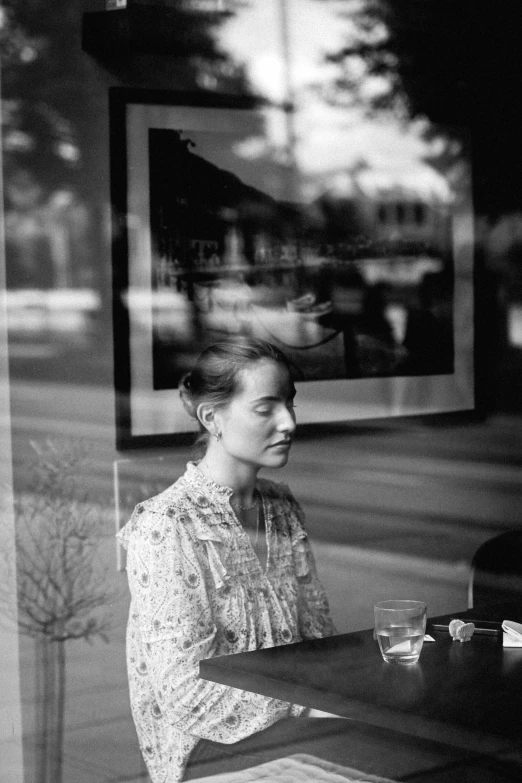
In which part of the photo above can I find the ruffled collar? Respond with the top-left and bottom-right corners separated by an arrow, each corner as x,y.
185,460 -> 235,503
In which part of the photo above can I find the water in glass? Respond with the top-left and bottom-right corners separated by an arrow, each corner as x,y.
377,625 -> 424,664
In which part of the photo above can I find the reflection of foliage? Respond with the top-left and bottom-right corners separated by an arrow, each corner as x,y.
321,0 -> 522,217
1,439 -> 115,783
0,0 -> 251,201
13,440 -> 114,643
0,0 -> 253,306
322,0 -> 469,122
0,1 -> 96,198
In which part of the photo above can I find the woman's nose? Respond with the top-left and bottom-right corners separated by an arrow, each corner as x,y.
277,406 -> 296,433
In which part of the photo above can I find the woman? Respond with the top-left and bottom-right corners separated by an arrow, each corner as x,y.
118,337 -> 338,783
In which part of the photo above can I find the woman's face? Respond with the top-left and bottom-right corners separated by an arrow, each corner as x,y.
214,359 -> 297,471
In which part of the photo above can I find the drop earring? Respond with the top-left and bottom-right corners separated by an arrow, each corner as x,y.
215,431 -> 221,441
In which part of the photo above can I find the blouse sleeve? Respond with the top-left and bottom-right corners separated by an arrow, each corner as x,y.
290,497 -> 338,640
124,504 -> 296,744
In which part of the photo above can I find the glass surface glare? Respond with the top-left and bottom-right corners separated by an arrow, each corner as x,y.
2,0 -> 521,781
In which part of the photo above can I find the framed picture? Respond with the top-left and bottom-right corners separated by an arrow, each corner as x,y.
110,87 -> 474,450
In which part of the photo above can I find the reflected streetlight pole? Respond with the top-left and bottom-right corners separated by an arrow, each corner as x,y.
278,0 -> 299,199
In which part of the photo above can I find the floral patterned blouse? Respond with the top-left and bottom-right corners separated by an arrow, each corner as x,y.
117,461 -> 337,783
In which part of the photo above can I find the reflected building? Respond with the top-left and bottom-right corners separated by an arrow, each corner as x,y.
148,130 -> 456,386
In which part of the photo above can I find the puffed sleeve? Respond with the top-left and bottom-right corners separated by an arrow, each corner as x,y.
290,496 -> 338,640
123,503 -> 296,743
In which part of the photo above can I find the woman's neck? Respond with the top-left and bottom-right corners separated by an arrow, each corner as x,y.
199,444 -> 258,506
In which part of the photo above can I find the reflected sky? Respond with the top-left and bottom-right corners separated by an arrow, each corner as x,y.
217,0 -> 443,182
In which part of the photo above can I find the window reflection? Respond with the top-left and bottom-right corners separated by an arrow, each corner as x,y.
1,1 -> 521,782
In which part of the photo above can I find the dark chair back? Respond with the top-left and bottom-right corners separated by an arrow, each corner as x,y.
468,531 -> 522,609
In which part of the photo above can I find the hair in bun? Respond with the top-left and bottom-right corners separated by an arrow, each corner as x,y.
178,373 -> 198,419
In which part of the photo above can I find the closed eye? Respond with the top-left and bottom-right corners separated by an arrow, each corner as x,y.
255,406 -> 273,416
253,397 -> 296,416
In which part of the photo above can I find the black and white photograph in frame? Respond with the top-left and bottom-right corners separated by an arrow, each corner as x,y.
110,88 -> 474,449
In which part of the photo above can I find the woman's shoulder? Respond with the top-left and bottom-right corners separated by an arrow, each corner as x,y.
137,470 -> 196,514
117,474 -> 201,549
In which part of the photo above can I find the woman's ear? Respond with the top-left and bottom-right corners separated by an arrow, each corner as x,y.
196,403 -> 217,437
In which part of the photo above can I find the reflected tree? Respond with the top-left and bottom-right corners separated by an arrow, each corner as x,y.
0,0 -> 252,345
318,0 -> 522,408
3,440 -> 115,783
317,0 -> 522,218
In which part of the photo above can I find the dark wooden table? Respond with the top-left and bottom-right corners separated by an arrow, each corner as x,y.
200,606 -> 522,782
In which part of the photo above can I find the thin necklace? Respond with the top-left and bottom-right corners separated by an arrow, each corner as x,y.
230,494 -> 260,547
231,492 -> 258,512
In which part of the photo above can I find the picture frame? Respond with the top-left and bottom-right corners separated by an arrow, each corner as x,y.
110,87 -> 475,450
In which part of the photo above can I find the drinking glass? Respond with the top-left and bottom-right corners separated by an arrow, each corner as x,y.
374,600 -> 427,664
